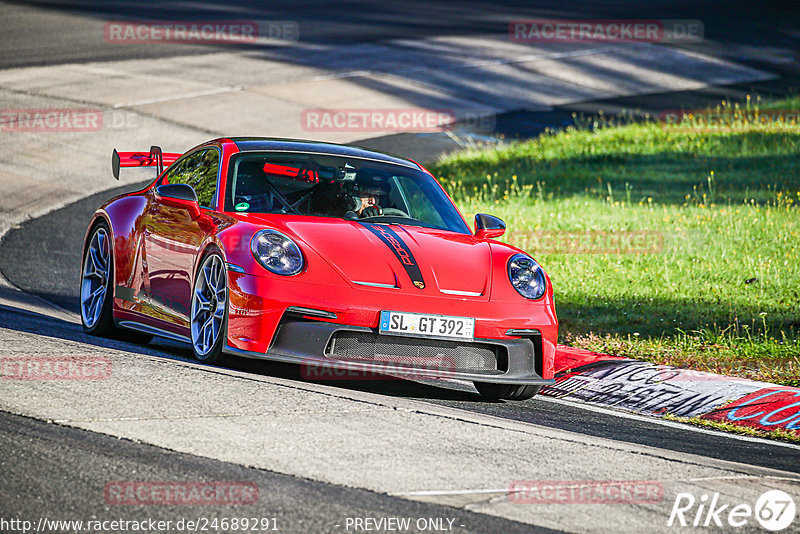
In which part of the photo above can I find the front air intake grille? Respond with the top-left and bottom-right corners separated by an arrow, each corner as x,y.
325,331 -> 503,373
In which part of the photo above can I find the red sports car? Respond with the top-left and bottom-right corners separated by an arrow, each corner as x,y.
80,138 -> 557,400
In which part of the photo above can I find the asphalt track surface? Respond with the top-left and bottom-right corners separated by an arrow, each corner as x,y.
2,0 -> 799,121
0,411 -> 549,534
1,0 -> 798,71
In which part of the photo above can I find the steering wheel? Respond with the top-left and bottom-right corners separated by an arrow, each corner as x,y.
380,207 -> 411,218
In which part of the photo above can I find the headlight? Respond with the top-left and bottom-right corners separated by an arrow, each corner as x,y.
507,253 -> 546,300
251,229 -> 304,276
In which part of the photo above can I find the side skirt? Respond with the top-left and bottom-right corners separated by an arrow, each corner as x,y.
117,319 -> 192,345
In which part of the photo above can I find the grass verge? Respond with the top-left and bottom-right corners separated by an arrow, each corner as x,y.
431,95 -> 800,388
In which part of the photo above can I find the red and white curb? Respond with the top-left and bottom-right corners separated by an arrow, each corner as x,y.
546,347 -> 800,434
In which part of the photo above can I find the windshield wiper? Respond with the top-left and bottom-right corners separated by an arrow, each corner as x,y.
359,215 -> 431,228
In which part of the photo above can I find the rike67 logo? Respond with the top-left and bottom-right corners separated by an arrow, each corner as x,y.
668,490 -> 796,531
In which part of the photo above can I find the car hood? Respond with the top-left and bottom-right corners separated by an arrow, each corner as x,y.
278,218 -> 493,298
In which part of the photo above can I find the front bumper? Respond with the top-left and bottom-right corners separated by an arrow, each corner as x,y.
224,317 -> 555,385
225,271 -> 558,381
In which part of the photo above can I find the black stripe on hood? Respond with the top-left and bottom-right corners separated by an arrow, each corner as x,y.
360,223 -> 425,289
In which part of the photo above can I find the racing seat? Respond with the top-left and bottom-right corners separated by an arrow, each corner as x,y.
233,161 -> 277,212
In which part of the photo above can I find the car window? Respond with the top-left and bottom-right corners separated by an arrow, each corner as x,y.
165,148 -> 220,208
224,152 -> 471,234
391,175 -> 447,229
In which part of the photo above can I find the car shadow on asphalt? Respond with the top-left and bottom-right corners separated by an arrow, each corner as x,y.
0,303 -> 483,403
226,354 -> 483,402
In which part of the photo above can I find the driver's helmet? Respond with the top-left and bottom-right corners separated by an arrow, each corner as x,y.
345,176 -> 390,212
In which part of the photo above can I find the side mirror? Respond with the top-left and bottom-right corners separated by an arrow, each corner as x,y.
474,213 -> 505,239
155,184 -> 200,219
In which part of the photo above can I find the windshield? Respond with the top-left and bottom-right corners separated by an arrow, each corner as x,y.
224,152 -> 470,234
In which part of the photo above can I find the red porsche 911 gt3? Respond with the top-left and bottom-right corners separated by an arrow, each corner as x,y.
80,138 -> 557,400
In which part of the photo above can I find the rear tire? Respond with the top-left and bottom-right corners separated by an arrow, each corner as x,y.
80,222 -> 117,337
80,221 -> 154,345
474,382 -> 541,401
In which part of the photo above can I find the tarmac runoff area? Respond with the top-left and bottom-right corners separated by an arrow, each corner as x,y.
0,33 -> 797,532
1,311 -> 799,533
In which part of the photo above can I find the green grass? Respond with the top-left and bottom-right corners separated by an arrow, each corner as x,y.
431,96 -> 800,388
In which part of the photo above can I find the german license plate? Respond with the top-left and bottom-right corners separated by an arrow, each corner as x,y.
379,311 -> 475,341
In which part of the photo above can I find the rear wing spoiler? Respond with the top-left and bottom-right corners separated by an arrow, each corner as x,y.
112,146 -> 182,180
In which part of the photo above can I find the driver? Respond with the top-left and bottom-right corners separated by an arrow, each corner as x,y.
352,186 -> 383,217
310,174 -> 387,218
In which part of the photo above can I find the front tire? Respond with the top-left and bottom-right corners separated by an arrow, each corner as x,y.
190,251 -> 228,364
474,382 -> 541,401
80,222 -> 117,336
